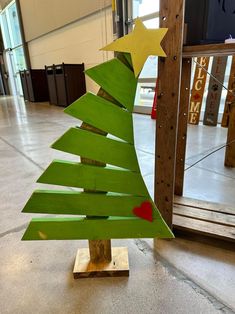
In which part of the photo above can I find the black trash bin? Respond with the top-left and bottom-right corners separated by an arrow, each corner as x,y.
20,69 -> 49,102
45,63 -> 86,107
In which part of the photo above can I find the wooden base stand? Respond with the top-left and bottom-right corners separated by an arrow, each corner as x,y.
73,247 -> 129,279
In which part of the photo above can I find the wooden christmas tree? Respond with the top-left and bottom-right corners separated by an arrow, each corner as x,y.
22,19 -> 173,276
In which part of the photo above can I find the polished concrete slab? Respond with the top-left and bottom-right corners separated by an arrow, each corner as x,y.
133,114 -> 235,205
0,96 -> 235,313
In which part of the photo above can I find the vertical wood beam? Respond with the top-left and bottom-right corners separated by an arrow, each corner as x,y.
89,240 -> 112,263
225,103 -> 235,167
155,0 -> 185,227
81,89 -> 112,264
222,56 -> 235,127
203,56 -> 228,126
175,58 -> 192,196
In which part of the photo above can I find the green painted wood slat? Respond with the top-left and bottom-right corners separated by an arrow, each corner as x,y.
123,53 -> 133,67
64,92 -> 134,144
116,52 -> 133,70
22,216 -> 174,240
85,59 -> 137,112
22,190 -> 161,218
51,127 -> 139,171
22,54 -> 175,242
37,160 -> 148,196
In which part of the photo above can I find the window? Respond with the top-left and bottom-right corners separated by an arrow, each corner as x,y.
0,1 -> 26,96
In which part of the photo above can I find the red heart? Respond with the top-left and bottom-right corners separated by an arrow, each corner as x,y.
133,201 -> 153,222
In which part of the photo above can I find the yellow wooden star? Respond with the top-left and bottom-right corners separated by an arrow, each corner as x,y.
101,18 -> 167,77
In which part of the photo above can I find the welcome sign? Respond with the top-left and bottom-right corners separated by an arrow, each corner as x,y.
188,57 -> 209,125
221,56 -> 235,127
203,56 -> 228,126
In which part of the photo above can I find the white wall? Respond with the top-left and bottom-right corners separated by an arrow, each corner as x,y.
28,7 -> 114,93
19,0 -> 111,42
0,0 -> 11,10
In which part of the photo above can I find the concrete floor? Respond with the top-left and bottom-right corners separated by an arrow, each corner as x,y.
0,96 -> 235,314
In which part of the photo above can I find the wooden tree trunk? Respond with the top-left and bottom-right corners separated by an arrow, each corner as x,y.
88,240 -> 111,263
80,87 -> 114,263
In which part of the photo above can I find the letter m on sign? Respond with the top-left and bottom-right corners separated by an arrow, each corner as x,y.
189,101 -> 201,124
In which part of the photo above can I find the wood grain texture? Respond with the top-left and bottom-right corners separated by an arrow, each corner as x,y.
155,0 -> 185,227
85,59 -> 137,112
188,57 -> 209,125
52,127 -> 139,171
22,216 -> 173,240
221,56 -> 235,127
64,92 -> 134,143
175,58 -> 191,196
183,43 -> 235,58
22,190 -> 160,218
225,103 -> 235,167
173,215 -> 235,242
174,204 -> 235,227
88,240 -> 112,263
37,160 -> 148,196
80,90 -> 112,265
73,247 -> 129,278
174,196 -> 235,215
173,196 -> 235,241
203,56 -> 228,126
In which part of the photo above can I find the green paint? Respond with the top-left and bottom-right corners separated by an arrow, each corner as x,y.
64,92 -> 134,143
22,190 -> 161,218
116,53 -> 133,70
85,59 -> 137,112
37,160 -> 148,196
22,53 -> 174,242
123,53 -> 133,67
51,127 -> 139,171
22,216 -> 174,240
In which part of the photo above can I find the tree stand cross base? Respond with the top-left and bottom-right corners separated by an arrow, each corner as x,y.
73,247 -> 129,279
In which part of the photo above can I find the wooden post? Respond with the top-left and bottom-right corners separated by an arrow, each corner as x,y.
221,56 -> 235,127
81,122 -> 112,265
155,0 -> 185,227
203,56 -> 228,126
89,240 -> 112,263
175,58 -> 192,196
225,103 -> 235,167
73,89 -> 129,278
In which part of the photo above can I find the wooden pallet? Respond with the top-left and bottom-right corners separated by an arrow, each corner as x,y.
173,196 -> 235,242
